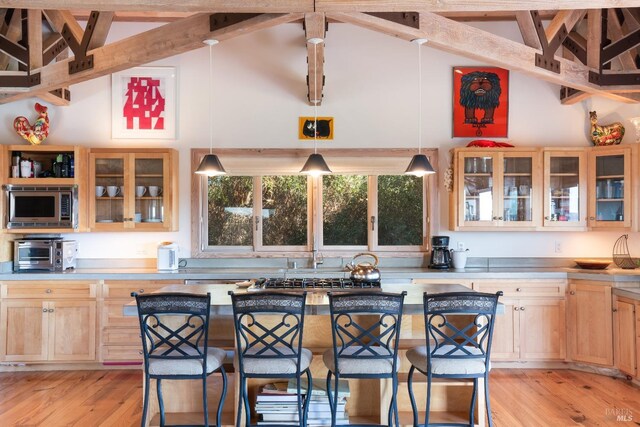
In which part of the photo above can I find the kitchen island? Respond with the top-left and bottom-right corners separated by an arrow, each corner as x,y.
130,281 -> 491,427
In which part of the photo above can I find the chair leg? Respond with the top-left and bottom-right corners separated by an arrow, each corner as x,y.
407,366 -> 418,427
296,374 -> 303,427
243,376 -> 251,427
203,376 -> 209,427
217,366 -> 228,427
236,375 -> 246,427
485,374 -> 493,427
332,372 -> 340,427
303,369 -> 313,427
393,373 -> 400,427
326,370 -> 333,416
141,375 -> 150,427
157,378 -> 165,427
425,374 -> 432,427
469,378 -> 477,427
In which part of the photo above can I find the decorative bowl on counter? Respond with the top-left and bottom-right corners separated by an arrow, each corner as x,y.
574,259 -> 612,270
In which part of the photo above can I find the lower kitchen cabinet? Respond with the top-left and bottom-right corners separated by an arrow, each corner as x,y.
0,300 -> 96,362
567,280 -> 613,366
614,297 -> 637,377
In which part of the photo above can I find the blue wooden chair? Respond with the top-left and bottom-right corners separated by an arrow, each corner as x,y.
135,292 -> 227,427
229,291 -> 313,427
407,291 -> 502,427
325,291 -> 406,427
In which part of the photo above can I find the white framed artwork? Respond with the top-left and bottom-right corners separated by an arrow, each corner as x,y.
111,66 -> 177,139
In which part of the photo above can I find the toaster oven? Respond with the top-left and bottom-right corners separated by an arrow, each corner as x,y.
13,238 -> 78,272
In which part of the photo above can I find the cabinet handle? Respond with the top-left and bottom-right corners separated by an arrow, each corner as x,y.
516,287 -> 522,292
42,308 -> 47,313
371,215 -> 376,231
139,289 -> 145,294
612,308 -> 618,312
544,216 -> 549,220
589,216 -> 595,220
498,216 -> 503,220
514,307 -> 520,311
492,216 -> 498,220
569,291 -> 575,295
46,289 -> 52,293
48,309 -> 54,313
139,350 -> 143,355
520,307 -> 525,311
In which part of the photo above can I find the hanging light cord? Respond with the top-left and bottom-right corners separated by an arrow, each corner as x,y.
313,41 -> 319,155
208,42 -> 214,155
417,42 -> 422,155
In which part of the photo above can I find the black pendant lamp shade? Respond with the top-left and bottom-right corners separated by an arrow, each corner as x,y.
300,153 -> 332,175
195,154 -> 226,176
405,153 -> 435,176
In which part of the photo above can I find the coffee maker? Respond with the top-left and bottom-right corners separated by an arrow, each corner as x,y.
429,235 -> 451,269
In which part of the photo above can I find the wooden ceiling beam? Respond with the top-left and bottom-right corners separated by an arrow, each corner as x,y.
0,9 -> 22,70
608,8 -> 637,70
87,11 -> 114,50
305,12 -> 325,105
43,9 -> 82,41
327,11 -> 639,103
545,9 -> 586,45
27,9 -> 42,69
0,12 -> 303,103
516,11 -> 542,49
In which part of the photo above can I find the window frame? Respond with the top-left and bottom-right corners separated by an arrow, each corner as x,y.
191,149 -> 437,258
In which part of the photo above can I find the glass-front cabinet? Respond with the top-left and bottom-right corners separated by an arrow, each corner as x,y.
88,149 -> 177,231
588,146 -> 632,229
543,150 -> 587,229
454,149 -> 540,229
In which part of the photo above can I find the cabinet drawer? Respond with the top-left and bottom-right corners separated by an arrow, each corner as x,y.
103,328 -> 141,345
474,279 -> 566,297
102,345 -> 143,362
103,281 -> 178,299
102,301 -> 138,327
1,282 -> 96,299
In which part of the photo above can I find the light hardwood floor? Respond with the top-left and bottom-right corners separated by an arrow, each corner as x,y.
0,369 -> 637,426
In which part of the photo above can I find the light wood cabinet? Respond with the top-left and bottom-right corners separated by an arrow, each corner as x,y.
450,148 -> 541,230
475,279 -> 566,361
542,149 -> 587,229
567,280 -> 613,366
587,146 -> 633,229
88,149 -> 178,231
613,297 -> 637,377
0,281 -> 97,363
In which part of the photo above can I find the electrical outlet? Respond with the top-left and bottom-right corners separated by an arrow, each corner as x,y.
458,242 -> 465,251
554,241 -> 562,253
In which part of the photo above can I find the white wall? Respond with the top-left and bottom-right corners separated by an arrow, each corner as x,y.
1,21 -> 639,259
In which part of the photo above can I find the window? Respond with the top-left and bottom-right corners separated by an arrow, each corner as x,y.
193,149 -> 435,256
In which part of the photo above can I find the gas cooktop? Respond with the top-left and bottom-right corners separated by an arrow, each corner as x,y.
250,277 -> 381,291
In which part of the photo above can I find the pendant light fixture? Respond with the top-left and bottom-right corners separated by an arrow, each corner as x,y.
300,37 -> 331,176
195,39 -> 226,176
405,38 -> 435,177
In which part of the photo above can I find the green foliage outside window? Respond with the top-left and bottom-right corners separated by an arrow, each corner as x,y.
378,175 -> 423,246
323,175 -> 368,246
262,176 -> 307,246
207,176 -> 253,246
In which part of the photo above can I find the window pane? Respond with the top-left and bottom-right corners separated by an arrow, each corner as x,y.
207,176 -> 253,246
378,175 -> 423,246
262,176 -> 308,246
323,175 -> 367,246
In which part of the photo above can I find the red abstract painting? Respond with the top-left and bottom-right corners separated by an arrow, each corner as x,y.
452,67 -> 509,138
123,77 -> 166,130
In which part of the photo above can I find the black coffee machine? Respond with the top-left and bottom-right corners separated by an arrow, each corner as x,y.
429,236 -> 451,269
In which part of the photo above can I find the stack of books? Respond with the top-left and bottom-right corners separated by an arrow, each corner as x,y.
255,379 -> 350,426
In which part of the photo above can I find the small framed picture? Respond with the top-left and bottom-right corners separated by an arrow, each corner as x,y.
452,66 -> 509,138
112,67 -> 177,139
298,116 -> 334,140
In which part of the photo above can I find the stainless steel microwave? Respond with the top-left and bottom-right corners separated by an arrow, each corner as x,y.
4,185 -> 78,229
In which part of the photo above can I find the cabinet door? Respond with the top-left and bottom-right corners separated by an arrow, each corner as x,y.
89,153 -> 129,230
132,153 -> 175,230
543,150 -> 587,228
500,152 -> 540,227
519,299 -> 566,360
588,147 -> 632,229
568,282 -> 613,366
48,301 -> 96,361
0,300 -> 48,362
456,152 -> 496,227
614,299 -> 637,377
490,298 -> 519,360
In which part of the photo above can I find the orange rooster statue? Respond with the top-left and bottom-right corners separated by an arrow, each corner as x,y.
14,103 -> 50,145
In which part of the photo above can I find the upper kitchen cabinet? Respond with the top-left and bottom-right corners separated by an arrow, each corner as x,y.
542,149 -> 587,229
587,146 -> 634,230
88,149 -> 178,231
450,148 -> 541,230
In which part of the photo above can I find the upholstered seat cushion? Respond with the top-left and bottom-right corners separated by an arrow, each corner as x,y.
323,346 -> 399,375
148,346 -> 226,376
407,345 -> 489,375
237,347 -> 313,375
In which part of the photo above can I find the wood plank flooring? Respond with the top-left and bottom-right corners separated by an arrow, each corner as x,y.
0,369 -> 637,426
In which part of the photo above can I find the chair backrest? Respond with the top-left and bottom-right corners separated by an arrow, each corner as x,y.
423,291 -> 502,367
135,292 -> 211,371
328,291 -> 406,371
229,291 -> 307,372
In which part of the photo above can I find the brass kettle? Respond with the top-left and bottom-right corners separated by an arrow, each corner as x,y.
346,252 -> 381,282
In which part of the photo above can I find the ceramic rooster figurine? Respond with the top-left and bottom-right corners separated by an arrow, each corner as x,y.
14,103 -> 49,145
590,111 -> 625,146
